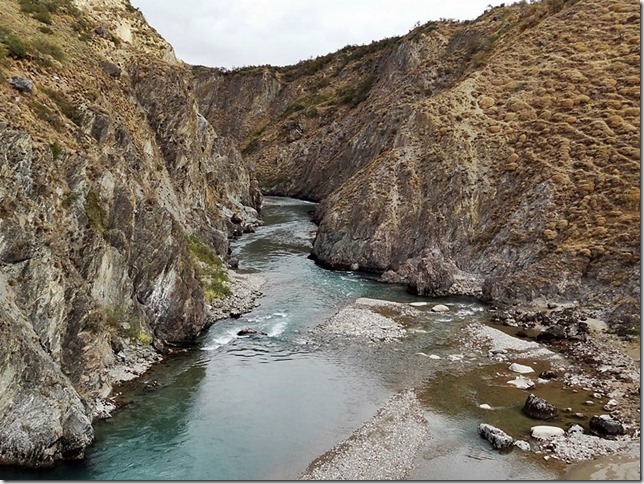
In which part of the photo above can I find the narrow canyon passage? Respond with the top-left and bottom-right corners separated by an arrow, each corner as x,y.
3,197 -> 571,480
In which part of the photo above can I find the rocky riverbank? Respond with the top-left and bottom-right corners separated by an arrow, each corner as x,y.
304,296 -> 640,478
92,270 -> 266,419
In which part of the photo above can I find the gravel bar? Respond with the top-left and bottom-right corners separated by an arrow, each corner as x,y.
300,390 -> 429,480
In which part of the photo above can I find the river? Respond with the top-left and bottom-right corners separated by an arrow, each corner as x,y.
2,197 -> 564,480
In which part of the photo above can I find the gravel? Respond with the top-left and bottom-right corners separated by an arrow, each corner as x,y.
300,390 -> 429,480
311,298 -> 411,342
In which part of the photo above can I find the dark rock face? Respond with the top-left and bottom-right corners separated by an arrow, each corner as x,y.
100,60 -> 121,78
589,415 -> 625,439
522,394 -> 558,420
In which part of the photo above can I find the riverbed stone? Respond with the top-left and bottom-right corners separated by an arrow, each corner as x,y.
507,376 -> 535,389
509,363 -> 535,374
478,423 -> 513,449
531,425 -> 565,440
431,304 -> 450,312
514,440 -> 531,452
237,327 -> 268,337
522,394 -> 558,420
589,415 -> 625,439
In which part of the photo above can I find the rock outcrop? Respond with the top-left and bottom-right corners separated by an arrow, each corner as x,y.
0,0 -> 260,467
193,0 -> 640,330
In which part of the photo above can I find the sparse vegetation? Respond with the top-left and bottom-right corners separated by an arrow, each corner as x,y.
49,140 -> 63,159
32,38 -> 65,62
186,233 -> 231,301
0,27 -> 28,60
61,191 -> 78,209
98,306 -> 152,344
336,74 -> 377,107
41,86 -> 83,126
84,189 -> 107,234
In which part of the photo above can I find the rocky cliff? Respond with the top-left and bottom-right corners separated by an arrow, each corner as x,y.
0,0 -> 260,467
193,0 -> 640,331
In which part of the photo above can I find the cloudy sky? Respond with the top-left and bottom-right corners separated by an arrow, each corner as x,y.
130,0 -> 513,69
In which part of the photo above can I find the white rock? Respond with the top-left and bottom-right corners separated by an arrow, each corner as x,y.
509,363 -> 535,374
478,423 -> 513,449
429,354 -> 441,360
507,376 -> 535,389
531,425 -> 565,440
603,399 -> 619,411
567,424 -> 584,435
409,302 -> 429,307
448,354 -> 464,361
479,404 -> 493,410
514,440 -> 531,452
431,304 -> 450,312
416,352 -> 429,358
583,400 -> 594,406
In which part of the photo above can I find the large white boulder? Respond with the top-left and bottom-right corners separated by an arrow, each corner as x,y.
509,363 -> 535,374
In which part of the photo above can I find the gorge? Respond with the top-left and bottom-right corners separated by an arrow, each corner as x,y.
0,0 -> 639,478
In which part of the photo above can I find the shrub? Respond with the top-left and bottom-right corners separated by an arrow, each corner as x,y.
38,25 -> 54,34
84,189 -> 107,233
50,140 -> 63,159
186,233 -> 231,300
42,86 -> 83,126
32,38 -> 65,61
0,27 -> 28,60
61,191 -> 78,208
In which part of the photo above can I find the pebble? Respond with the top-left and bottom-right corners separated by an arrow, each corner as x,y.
409,302 -> 429,307
479,404 -> 493,410
583,400 -> 594,406
431,304 -> 450,312
429,354 -> 441,360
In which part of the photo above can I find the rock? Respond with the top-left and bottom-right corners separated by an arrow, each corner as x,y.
514,440 -> 531,452
591,392 -> 602,399
479,404 -> 493,410
589,415 -> 625,439
350,263 -> 359,271
536,326 -> 566,342
8,76 -> 33,93
431,304 -> 450,312
236,328 -> 268,337
429,354 -> 441,360
490,348 -> 507,355
583,400 -> 594,406
509,363 -> 535,374
448,354 -> 463,361
567,424 -> 584,435
100,60 -> 121,78
603,399 -> 619,411
409,302 -> 429,307
478,423 -> 513,449
227,257 -> 239,269
539,370 -> 558,380
531,425 -> 565,440
522,394 -> 558,420
573,412 -> 585,419
231,213 -> 243,224
230,311 -> 242,319
507,376 -> 535,389
94,27 -> 111,38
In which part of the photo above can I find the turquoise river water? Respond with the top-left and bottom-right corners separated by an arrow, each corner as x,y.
1,197 -> 563,480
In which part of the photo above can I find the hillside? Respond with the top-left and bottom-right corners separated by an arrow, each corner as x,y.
0,0 -> 260,467
193,0 -> 640,332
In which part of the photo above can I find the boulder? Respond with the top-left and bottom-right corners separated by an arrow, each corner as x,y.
522,394 -> 558,420
231,213 -> 243,224
509,363 -> 535,374
589,415 -> 625,439
539,370 -> 558,380
431,304 -> 450,312
536,325 -> 565,342
531,425 -> 565,440
8,76 -> 33,93
100,60 -> 121,78
478,423 -> 513,449
236,328 -> 268,337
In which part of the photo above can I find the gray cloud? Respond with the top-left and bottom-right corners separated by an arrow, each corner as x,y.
130,0 -> 512,68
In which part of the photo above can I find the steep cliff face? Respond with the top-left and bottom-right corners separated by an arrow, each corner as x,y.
0,0 -> 259,467
194,0 -> 640,329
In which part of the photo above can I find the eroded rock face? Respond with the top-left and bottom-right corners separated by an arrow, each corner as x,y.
0,0 -> 260,468
194,0 -> 640,328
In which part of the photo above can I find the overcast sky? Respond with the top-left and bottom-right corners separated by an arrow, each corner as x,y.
130,0 -> 513,69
